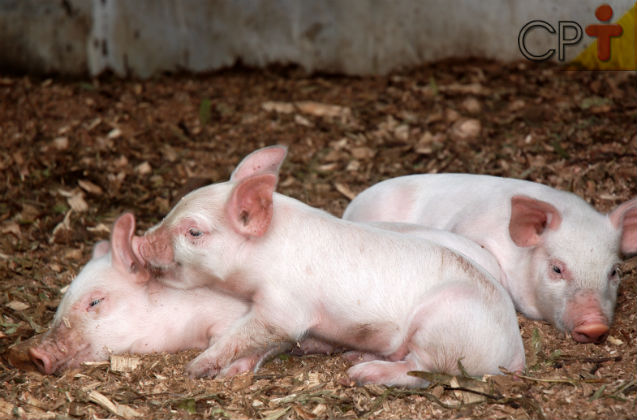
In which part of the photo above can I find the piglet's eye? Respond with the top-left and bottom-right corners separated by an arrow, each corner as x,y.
552,265 -> 562,275
89,298 -> 103,308
188,228 -> 202,237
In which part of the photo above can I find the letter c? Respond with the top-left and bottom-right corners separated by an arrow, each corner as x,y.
519,20 -> 556,61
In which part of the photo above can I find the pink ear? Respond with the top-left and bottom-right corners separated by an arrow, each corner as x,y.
509,195 -> 562,247
608,198 -> 637,256
226,174 -> 277,237
230,145 -> 288,181
110,213 -> 150,283
91,240 -> 110,259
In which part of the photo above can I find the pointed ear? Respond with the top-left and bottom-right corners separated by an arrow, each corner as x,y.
509,195 -> 562,247
230,145 -> 287,181
110,213 -> 150,283
608,198 -> 637,256
91,240 -> 110,260
226,174 -> 277,237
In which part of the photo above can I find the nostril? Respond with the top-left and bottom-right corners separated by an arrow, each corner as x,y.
29,347 -> 52,374
595,331 -> 609,344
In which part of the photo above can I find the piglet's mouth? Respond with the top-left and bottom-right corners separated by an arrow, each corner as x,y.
144,259 -> 180,278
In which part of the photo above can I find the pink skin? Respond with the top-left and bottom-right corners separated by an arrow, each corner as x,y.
508,196 -> 625,343
28,213 -> 247,374
29,213 -> 338,375
343,174 -> 637,344
136,146 -> 525,386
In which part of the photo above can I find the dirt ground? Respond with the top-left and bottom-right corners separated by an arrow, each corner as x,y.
0,60 -> 635,419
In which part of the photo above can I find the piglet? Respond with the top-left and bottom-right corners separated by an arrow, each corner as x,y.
134,146 -> 525,386
343,174 -> 637,343
28,213 -> 251,374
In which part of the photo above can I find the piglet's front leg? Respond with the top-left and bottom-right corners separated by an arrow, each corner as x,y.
220,342 -> 293,378
186,309 -> 289,378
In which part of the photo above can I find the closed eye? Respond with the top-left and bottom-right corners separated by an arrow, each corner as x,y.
89,298 -> 104,309
188,228 -> 203,237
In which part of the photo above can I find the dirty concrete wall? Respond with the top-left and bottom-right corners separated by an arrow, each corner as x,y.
0,0 -> 633,77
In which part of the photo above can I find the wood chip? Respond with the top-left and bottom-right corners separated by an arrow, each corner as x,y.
107,127 -> 122,139
135,161 -> 152,175
440,82 -> 489,96
6,300 -> 29,311
449,118 -> 481,142
85,117 -> 102,131
334,182 -> 357,200
312,403 -> 327,416
52,137 -> 69,150
50,210 -> 73,244
88,390 -> 141,419
86,223 -> 111,234
110,355 -> 141,372
1,221 -> 21,237
295,101 -> 351,119
350,146 -> 375,160
63,248 -> 83,260
67,192 -> 88,212
461,97 -> 482,114
78,180 -> 103,195
449,376 -> 488,404
294,114 -> 313,127
262,101 -> 295,114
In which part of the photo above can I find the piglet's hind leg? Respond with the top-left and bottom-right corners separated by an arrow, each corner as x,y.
347,357 -> 427,387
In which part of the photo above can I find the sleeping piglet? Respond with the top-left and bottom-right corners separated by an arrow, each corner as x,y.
343,174 -> 637,343
133,146 -> 525,386
28,213 -> 254,374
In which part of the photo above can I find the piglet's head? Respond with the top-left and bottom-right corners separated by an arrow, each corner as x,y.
30,213 -> 153,374
135,145 -> 286,290
509,195 -> 636,344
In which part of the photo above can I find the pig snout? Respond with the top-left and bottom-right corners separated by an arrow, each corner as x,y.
133,231 -> 174,270
29,346 -> 57,375
572,322 -> 609,344
27,327 -> 88,374
564,292 -> 610,344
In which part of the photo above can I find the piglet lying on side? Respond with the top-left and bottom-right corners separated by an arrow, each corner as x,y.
343,174 -> 637,343
135,146 -> 525,386
28,213 -> 253,374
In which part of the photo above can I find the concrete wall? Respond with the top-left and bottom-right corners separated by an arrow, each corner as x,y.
0,0 -> 90,75
0,0 -> 633,77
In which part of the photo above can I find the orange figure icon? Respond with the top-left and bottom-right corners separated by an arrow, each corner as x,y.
585,4 -> 623,61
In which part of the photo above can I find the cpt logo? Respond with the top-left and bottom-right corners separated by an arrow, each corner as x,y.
518,4 -> 623,62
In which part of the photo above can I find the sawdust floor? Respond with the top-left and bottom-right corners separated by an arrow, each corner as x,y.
0,60 -> 635,419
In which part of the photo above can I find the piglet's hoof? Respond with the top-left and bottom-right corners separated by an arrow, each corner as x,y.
186,359 -> 220,379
